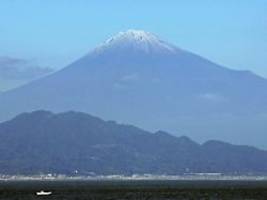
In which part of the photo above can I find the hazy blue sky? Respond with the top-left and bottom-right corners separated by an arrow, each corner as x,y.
0,0 -> 267,77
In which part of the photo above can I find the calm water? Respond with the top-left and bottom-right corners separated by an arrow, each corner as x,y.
0,180 -> 267,199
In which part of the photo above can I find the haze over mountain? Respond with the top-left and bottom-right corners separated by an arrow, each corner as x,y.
1,110 -> 267,175
0,30 -> 267,148
0,56 -> 54,91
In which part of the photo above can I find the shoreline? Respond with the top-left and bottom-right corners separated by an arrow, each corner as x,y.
1,174 -> 267,181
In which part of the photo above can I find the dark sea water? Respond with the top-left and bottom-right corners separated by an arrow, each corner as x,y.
0,180 -> 267,200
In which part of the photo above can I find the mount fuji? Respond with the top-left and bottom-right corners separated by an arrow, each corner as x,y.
1,30 -> 267,148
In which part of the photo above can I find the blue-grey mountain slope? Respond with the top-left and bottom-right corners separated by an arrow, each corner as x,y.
0,110 -> 267,175
0,30 -> 267,147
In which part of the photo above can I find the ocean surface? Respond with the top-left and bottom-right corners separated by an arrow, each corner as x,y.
0,180 -> 267,199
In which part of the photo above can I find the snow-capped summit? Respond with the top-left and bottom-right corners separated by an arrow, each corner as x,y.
93,29 -> 178,55
106,30 -> 159,43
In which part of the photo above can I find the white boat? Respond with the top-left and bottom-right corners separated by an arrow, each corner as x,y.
36,190 -> 52,196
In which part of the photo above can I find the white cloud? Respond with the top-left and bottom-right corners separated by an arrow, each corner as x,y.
120,73 -> 139,82
113,73 -> 139,90
0,56 -> 54,80
0,56 -> 54,91
198,93 -> 228,102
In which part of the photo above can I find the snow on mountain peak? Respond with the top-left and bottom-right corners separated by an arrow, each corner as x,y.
109,29 -> 160,43
93,29 -> 179,54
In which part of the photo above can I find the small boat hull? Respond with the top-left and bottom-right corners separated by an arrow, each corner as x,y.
36,191 -> 52,196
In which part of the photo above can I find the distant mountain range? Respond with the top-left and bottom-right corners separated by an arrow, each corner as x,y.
0,30 -> 267,148
0,110 -> 267,175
